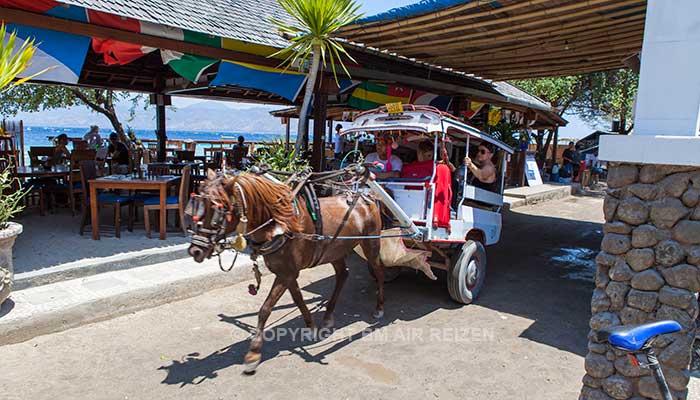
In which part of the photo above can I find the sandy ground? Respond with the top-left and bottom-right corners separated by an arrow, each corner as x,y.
0,196 -> 605,399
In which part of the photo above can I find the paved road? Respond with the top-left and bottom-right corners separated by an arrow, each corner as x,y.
0,196 -> 605,400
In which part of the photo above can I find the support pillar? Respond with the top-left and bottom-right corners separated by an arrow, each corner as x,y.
311,85 -> 328,172
151,93 -> 171,162
582,1 -> 700,399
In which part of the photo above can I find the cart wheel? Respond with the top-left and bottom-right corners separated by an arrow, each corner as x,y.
447,240 -> 487,304
367,265 -> 402,283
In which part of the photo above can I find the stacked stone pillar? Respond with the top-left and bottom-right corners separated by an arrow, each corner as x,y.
581,163 -> 700,400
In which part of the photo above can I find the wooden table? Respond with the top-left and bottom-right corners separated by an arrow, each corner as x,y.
15,165 -> 71,179
89,175 -> 181,240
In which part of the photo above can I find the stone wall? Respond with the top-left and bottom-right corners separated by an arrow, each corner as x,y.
581,163 -> 700,400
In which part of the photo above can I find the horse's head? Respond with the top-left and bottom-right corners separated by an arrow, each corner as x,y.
186,170 -> 301,263
186,169 -> 240,263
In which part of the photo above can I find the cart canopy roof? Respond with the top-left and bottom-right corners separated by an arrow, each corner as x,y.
343,105 -> 514,154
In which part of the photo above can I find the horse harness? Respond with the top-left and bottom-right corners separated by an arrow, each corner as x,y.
187,166 -> 373,293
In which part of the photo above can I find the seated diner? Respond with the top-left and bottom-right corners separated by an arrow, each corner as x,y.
108,132 -> 130,174
52,133 -> 71,166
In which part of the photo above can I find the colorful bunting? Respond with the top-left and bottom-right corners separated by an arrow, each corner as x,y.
462,101 -> 485,119
210,61 -> 307,101
488,106 -> 503,126
410,90 -> 453,111
348,82 -> 412,110
4,24 -> 90,84
161,50 -> 217,82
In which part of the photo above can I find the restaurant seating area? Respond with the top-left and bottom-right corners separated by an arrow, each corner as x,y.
2,133 -> 258,242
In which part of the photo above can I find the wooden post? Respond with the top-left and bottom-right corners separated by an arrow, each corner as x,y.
311,92 -> 327,172
285,118 -> 291,152
150,93 -> 171,162
550,126 -> 559,169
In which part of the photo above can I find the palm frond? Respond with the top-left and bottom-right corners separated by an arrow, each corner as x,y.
269,0 -> 363,84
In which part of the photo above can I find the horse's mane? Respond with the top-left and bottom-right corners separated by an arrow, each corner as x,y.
226,173 -> 301,233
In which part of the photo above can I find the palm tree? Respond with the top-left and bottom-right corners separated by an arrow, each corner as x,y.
271,0 -> 362,153
0,23 -> 49,93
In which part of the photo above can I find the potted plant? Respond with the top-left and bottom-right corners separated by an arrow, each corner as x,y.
0,23 -> 48,306
0,166 -> 27,305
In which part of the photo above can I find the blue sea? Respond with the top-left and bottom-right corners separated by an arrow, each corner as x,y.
22,126 -> 294,161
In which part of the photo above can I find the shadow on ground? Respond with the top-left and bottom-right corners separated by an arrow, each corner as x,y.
158,196 -> 602,386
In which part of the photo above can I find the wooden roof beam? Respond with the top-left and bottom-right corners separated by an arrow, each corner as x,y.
341,0 -> 493,35
390,3 -> 646,53
424,12 -> 646,58
434,20 -> 644,62
368,0 -> 632,48
446,38 -> 643,69
486,61 -> 625,80
348,0 -> 553,42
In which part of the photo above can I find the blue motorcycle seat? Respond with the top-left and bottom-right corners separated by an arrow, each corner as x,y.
597,320 -> 682,351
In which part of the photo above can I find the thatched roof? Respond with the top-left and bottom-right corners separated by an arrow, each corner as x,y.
341,0 -> 646,80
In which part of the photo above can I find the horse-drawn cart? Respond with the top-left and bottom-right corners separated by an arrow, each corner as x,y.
186,104 -> 513,371
343,104 -> 514,304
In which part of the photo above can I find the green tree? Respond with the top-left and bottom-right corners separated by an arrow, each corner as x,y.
511,75 -> 587,166
577,69 -> 638,135
0,83 -> 147,147
270,0 -> 362,153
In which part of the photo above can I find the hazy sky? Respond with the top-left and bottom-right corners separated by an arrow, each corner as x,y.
174,0 -> 599,138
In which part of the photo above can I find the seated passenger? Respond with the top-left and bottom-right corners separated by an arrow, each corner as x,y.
366,137 -> 402,179
465,143 -> 498,192
401,141 -> 434,179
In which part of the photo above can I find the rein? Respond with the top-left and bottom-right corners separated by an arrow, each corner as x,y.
188,164 -> 414,294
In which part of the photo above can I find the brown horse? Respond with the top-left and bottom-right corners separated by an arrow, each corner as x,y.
187,171 -> 386,372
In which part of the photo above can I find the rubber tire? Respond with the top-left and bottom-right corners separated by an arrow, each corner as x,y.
447,240 -> 487,304
367,265 -> 402,283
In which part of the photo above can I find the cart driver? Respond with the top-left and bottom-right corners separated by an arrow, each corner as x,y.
465,143 -> 498,192
366,137 -> 402,179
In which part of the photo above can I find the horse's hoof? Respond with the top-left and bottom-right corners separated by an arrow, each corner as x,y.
322,316 -> 335,330
243,353 -> 261,375
372,309 -> 384,319
243,359 -> 260,375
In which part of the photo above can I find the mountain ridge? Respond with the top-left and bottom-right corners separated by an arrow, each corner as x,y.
14,101 -> 290,134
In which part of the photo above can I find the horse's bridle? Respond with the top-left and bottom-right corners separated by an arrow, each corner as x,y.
186,178 -> 248,252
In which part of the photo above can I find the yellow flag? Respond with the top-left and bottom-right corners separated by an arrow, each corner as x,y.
488,107 -> 502,126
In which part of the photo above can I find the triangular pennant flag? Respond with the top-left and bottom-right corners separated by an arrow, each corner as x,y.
488,106 -> 503,126
463,101 -> 485,119
161,50 -> 217,82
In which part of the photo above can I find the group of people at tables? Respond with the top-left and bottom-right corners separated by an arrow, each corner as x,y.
50,126 -> 130,173
362,134 -> 499,193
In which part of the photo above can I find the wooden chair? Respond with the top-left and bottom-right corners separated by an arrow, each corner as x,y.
28,146 -> 55,167
79,160 -> 134,238
175,150 -> 195,162
68,150 -> 96,215
144,165 -> 190,238
147,164 -> 171,177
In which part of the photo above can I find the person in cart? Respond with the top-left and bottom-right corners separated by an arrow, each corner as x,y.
365,137 -> 402,179
465,143 -> 498,192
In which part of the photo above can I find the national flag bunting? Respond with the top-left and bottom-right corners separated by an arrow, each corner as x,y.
4,24 -> 90,84
348,82 -> 411,110
210,61 -> 307,101
410,90 -> 453,111
488,106 -> 503,126
161,50 -> 217,83
462,101 -> 485,119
